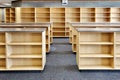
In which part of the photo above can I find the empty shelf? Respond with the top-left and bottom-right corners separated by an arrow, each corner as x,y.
0,55 -> 6,58
80,42 -> 113,45
9,66 -> 43,70
7,42 -> 42,45
116,42 -> 120,44
80,53 -> 113,58
8,54 -> 42,58
0,43 -> 5,45
79,65 -> 113,70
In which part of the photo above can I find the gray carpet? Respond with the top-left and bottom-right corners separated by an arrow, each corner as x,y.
0,38 -> 120,80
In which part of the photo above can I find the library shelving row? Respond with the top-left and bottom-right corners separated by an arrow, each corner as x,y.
5,7 -> 120,37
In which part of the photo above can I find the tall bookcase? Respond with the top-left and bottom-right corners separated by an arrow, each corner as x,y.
111,8 -> 120,22
35,8 -> 50,23
66,8 -> 80,22
0,28 -> 46,70
20,8 -> 35,23
50,8 -> 66,37
65,8 -> 80,37
96,8 -> 110,22
81,8 -> 95,22
5,8 -> 10,23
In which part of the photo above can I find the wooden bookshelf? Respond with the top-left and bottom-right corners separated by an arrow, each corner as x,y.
5,8 -> 10,23
0,23 -> 51,53
50,8 -> 66,37
96,8 -> 110,22
20,8 -> 35,23
66,8 -> 80,22
74,28 -> 120,70
111,8 -> 120,22
78,58 -> 113,69
0,28 -> 46,71
35,8 -> 50,23
10,8 -> 16,23
80,8 -> 95,22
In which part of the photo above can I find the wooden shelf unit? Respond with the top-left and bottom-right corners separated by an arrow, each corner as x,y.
10,8 -> 16,23
20,8 -> 35,23
50,8 -> 66,37
96,8 -> 110,22
5,8 -> 10,23
75,29 -> 120,70
80,8 -> 95,22
111,8 -> 120,22
66,8 -> 80,22
35,8 -> 50,23
0,23 -> 51,53
5,7 -> 120,37
0,29 -> 46,71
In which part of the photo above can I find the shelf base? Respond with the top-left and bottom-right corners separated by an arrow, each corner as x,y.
10,65 -> 43,70
80,42 -> 113,45
80,53 -> 113,58
8,54 -> 42,58
79,65 -> 113,70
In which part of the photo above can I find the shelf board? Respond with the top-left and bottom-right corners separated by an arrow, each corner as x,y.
50,12 -> 65,13
53,31 -> 65,32
36,17 -> 50,18
95,12 -> 110,14
115,54 -> 120,57
0,43 -> 5,45
66,12 -> 80,13
79,65 -> 113,70
10,65 -> 43,70
53,36 -> 67,37
7,42 -> 42,45
0,55 -> 5,58
8,54 -> 42,58
21,12 -> 35,14
36,12 -> 50,13
51,16 -> 65,18
21,17 -> 35,18
81,12 -> 95,14
116,42 -> 120,44
80,42 -> 113,45
80,53 -> 113,58
115,66 -> 120,69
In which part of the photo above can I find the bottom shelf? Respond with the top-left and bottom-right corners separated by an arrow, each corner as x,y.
9,65 -> 43,70
72,44 -> 76,52
0,59 -> 6,70
8,58 -> 43,70
79,65 -> 113,70
79,58 -> 113,70
53,32 -> 65,37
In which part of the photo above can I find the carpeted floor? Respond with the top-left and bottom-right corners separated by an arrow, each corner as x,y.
0,38 -> 120,80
